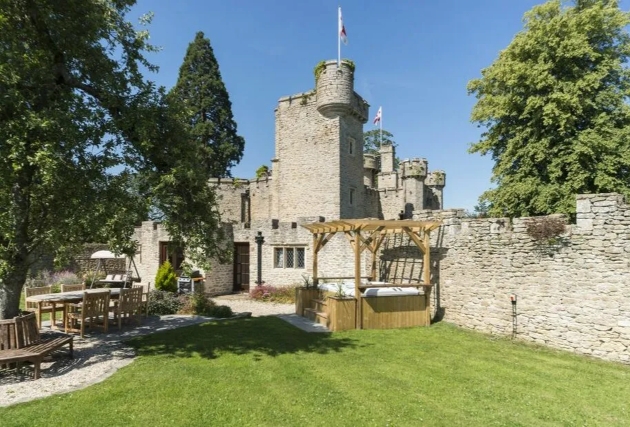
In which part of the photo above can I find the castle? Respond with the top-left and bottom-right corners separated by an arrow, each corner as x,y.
133,59 -> 446,293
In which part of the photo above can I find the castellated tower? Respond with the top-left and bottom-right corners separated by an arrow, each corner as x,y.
373,142 -> 446,219
271,60 -> 369,221
425,170 -> 446,210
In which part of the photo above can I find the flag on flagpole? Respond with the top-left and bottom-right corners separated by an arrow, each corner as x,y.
373,106 -> 382,126
339,7 -> 348,45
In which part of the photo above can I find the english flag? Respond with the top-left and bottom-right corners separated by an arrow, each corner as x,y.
373,106 -> 382,126
339,7 -> 347,45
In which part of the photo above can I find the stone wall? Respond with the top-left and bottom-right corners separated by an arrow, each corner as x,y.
72,243 -> 126,277
339,108 -> 369,219
274,92 -> 341,221
249,177 -> 273,221
204,224 -> 237,295
210,179 -> 249,224
133,222 -> 168,289
402,193 -> 630,364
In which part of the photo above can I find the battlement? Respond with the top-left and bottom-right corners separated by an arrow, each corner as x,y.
315,60 -> 368,122
363,153 -> 378,170
425,170 -> 446,187
400,158 -> 428,179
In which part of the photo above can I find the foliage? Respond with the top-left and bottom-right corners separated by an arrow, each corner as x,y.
363,130 -> 401,170
176,292 -> 233,318
154,261 -> 177,293
3,319 -> 630,425
168,31 -> 245,179
255,165 -> 270,179
465,200 -> 492,218
525,216 -> 567,243
300,272 -> 314,289
206,304 -> 233,318
0,1 -> 233,318
147,289 -> 182,315
363,129 -> 396,154
334,283 -> 347,298
313,60 -> 327,83
249,284 -> 296,304
468,0 -> 630,217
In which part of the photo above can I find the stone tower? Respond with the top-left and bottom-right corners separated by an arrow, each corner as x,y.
271,59 -> 369,221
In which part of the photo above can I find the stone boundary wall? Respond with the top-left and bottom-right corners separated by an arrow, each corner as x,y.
402,193 -> 630,364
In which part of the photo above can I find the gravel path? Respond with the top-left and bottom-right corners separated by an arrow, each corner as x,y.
0,296 -> 294,407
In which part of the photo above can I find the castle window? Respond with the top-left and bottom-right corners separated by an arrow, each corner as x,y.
348,136 -> 355,155
274,246 -> 305,269
349,188 -> 355,205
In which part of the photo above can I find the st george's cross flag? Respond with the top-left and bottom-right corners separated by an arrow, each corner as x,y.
339,7 -> 348,45
373,106 -> 382,126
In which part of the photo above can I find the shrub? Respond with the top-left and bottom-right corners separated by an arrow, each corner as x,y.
250,284 -> 296,304
51,270 -> 82,284
155,261 -> 177,292
206,305 -> 233,318
177,292 -> 216,315
525,216 -> 567,243
175,293 -> 233,318
147,290 -> 183,315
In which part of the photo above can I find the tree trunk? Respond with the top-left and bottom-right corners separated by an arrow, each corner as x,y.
0,267 -> 28,320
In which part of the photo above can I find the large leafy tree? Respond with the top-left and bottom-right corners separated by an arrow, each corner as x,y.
363,129 -> 400,169
363,129 -> 396,154
0,0 -> 228,319
468,0 -> 630,217
169,32 -> 245,178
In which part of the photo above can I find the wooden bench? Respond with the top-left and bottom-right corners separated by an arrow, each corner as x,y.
0,312 -> 73,380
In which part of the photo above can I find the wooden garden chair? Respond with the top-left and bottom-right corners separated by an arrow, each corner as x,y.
132,284 -> 149,317
111,286 -> 144,330
65,290 -> 111,338
60,283 -> 85,292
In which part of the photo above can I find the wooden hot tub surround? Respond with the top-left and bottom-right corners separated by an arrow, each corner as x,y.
299,219 -> 442,330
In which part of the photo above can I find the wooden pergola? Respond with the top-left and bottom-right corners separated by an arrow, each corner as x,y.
301,219 -> 442,328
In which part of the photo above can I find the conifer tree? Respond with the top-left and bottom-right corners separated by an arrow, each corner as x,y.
170,32 -> 245,178
468,0 -> 630,217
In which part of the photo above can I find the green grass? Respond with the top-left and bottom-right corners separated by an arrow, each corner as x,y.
1,318 -> 629,426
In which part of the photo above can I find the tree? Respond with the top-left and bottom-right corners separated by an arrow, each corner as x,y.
363,129 -> 396,154
169,32 -> 245,178
363,129 -> 400,169
154,261 -> 177,293
0,1 -> 229,319
468,0 -> 630,217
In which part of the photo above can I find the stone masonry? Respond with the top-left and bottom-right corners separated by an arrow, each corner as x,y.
391,193 -> 629,365
134,58 -> 446,296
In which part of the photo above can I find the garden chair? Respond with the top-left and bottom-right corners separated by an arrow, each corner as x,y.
65,290 -> 111,338
60,283 -> 85,292
132,283 -> 149,317
111,286 -> 144,330
24,285 -> 65,329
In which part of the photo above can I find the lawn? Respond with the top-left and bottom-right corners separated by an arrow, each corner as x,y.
1,317 -> 628,426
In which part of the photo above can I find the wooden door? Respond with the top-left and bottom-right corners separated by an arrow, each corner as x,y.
233,243 -> 250,292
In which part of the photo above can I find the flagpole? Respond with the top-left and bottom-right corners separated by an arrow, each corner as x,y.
380,107 -> 383,146
337,6 -> 341,68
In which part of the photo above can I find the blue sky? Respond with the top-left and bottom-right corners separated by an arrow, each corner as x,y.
128,0 -> 629,212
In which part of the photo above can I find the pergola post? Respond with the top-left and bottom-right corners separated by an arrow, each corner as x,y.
423,230 -> 432,325
312,233 -> 319,286
354,229 -> 362,329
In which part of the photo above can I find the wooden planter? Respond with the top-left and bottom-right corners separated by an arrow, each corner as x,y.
295,287 -> 320,316
327,297 -> 356,331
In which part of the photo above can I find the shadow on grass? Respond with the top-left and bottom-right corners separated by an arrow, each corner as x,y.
128,316 -> 359,360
